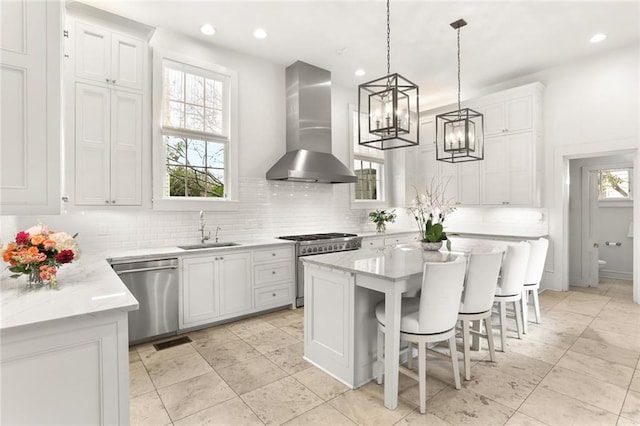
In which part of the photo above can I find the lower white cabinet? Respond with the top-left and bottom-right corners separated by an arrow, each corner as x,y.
362,233 -> 418,249
181,251 -> 251,329
1,310 -> 130,425
180,245 -> 294,330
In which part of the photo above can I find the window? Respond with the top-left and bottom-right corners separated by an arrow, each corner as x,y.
350,108 -> 385,203
152,51 -> 238,210
598,168 -> 632,200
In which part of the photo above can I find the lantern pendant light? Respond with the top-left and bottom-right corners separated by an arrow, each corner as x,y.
436,19 -> 484,163
358,0 -> 419,150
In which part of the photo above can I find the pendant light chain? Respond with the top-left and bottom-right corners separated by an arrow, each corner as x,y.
386,0 -> 391,76
456,26 -> 462,113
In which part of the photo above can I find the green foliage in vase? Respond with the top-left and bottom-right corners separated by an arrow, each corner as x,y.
369,209 -> 396,227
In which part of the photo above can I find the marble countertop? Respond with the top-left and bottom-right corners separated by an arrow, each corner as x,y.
0,239 -> 296,332
301,243 -> 462,282
0,254 -> 138,332
106,239 -> 295,263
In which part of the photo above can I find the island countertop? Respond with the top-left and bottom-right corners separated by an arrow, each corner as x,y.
301,244 -> 460,282
0,254 -> 138,332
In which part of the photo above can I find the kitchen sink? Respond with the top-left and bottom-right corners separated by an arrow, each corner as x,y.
178,242 -> 241,250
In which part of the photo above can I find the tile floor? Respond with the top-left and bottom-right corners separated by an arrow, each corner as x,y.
130,278 -> 639,425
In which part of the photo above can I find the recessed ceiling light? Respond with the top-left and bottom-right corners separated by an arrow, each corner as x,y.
590,33 -> 607,43
355,69 -> 366,77
253,28 -> 267,39
200,24 -> 216,36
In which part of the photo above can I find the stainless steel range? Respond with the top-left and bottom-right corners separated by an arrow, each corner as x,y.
278,233 -> 362,307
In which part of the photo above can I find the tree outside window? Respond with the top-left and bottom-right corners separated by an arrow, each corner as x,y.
598,168 -> 632,200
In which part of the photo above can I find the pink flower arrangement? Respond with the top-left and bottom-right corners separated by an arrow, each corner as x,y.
2,224 -> 80,289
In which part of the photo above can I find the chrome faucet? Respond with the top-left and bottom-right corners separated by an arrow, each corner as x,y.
199,211 -> 211,244
214,226 -> 221,243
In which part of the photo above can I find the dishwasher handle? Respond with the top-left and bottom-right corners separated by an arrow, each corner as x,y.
115,265 -> 178,275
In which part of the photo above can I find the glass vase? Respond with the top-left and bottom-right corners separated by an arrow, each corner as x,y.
26,270 -> 45,289
376,222 -> 386,233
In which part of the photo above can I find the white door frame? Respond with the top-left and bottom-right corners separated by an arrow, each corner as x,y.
555,138 -> 638,303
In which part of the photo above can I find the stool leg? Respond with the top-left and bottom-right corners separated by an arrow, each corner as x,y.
462,319 -> 471,381
522,289 -> 529,334
407,342 -> 414,370
514,300 -> 523,340
484,316 -> 496,362
498,301 -> 507,352
449,335 -> 461,390
532,289 -> 541,324
418,341 -> 427,414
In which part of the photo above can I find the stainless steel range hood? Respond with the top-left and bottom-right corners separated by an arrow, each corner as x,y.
266,61 -> 357,184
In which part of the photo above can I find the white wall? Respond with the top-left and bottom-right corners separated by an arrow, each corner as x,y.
568,155 -> 634,284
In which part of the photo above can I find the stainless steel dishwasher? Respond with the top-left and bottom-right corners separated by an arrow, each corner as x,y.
111,258 -> 179,344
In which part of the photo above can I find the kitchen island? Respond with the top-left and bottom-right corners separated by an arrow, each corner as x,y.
0,255 -> 138,425
301,244 -> 459,410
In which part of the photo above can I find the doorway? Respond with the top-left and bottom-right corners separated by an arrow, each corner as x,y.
568,155 -> 634,299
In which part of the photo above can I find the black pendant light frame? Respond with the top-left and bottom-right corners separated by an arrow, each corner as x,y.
436,19 -> 484,163
358,0 -> 419,150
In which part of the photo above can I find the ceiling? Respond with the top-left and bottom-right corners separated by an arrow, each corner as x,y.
79,0 -> 639,109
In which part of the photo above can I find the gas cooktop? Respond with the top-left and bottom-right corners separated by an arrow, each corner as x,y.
278,233 -> 358,242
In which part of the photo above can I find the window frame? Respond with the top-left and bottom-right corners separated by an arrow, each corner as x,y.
152,49 -> 239,211
348,105 -> 388,209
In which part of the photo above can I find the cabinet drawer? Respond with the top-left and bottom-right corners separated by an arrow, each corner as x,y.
384,234 -> 415,246
363,238 -> 384,248
254,261 -> 293,286
254,284 -> 292,308
253,246 -> 294,263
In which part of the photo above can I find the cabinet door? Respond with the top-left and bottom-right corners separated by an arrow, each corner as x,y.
507,133 -> 533,205
110,32 -> 143,91
182,257 -> 219,327
218,252 -> 252,316
481,136 -> 508,205
75,21 -> 110,84
1,0 -> 61,214
407,118 -> 437,202
482,102 -> 505,136
505,96 -> 532,133
458,161 -> 481,205
75,83 -> 110,205
110,90 -> 142,205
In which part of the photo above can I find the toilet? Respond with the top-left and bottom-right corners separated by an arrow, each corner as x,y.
598,259 -> 607,270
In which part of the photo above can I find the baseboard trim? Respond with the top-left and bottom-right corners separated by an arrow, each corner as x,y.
600,270 -> 633,281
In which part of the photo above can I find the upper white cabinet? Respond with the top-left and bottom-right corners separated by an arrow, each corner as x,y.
0,0 -> 62,215
74,21 -> 144,91
65,11 -> 149,207
75,83 -> 142,205
478,83 -> 543,206
482,96 -> 533,136
408,82 -> 543,208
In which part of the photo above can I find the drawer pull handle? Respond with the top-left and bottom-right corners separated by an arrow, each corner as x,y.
272,253 -> 276,256
272,271 -> 276,274
272,293 -> 276,297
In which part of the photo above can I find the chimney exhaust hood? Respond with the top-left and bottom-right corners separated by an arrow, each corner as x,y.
266,61 -> 357,184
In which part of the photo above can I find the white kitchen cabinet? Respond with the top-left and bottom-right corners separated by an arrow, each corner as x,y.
362,232 -> 418,248
253,246 -> 295,310
74,20 -> 144,91
482,96 -> 533,136
1,310 -> 130,425
219,252 -> 252,315
482,133 -> 534,206
75,82 -> 142,205
0,0 -> 62,215
181,251 -> 252,328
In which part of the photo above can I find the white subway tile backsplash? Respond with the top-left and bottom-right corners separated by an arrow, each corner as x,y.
0,178 -> 549,256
